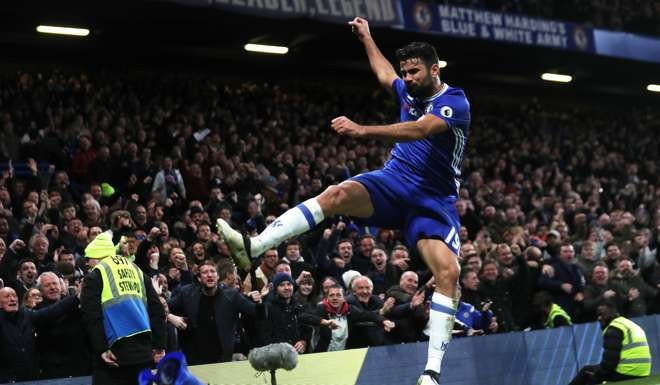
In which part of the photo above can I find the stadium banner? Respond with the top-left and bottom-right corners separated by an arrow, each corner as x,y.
400,0 -> 595,53
180,0 -> 403,25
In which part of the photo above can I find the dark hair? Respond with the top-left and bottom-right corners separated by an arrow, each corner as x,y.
216,260 -> 236,281
395,42 -> 440,68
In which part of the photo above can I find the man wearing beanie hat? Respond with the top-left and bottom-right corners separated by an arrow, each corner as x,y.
255,272 -> 325,353
80,232 -> 166,385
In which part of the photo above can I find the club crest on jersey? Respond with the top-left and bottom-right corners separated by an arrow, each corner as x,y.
440,106 -> 453,118
409,107 -> 421,118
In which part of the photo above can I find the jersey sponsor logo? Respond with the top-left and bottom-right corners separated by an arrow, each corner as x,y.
440,106 -> 453,118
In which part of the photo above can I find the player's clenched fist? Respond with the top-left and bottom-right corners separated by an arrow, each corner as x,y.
349,17 -> 371,41
332,116 -> 365,137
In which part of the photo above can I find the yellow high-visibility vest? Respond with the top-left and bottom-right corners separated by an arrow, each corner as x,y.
604,316 -> 651,377
93,255 -> 150,346
544,303 -> 572,328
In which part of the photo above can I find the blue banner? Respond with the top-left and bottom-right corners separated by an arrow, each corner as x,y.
208,0 -> 401,25
401,0 -> 595,53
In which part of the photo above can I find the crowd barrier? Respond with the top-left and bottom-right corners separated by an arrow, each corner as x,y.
12,315 -> 660,385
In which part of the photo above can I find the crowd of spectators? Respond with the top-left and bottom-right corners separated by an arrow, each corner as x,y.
0,69 -> 658,381
441,0 -> 660,36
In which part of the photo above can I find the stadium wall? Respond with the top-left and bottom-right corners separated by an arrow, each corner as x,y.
13,315 -> 660,385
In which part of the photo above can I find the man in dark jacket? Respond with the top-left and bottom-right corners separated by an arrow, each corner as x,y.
35,271 -> 91,379
256,272 -> 320,353
0,285 -> 80,383
537,243 -> 585,317
168,260 -> 263,364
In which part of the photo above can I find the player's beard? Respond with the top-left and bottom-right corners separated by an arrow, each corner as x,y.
406,74 -> 435,98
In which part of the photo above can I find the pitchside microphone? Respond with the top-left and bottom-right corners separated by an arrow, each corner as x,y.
248,343 -> 299,385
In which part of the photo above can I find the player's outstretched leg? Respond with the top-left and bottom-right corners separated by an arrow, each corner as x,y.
217,181 -> 373,267
416,239 -> 460,385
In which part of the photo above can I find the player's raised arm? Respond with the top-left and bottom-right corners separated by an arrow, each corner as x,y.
349,17 -> 398,90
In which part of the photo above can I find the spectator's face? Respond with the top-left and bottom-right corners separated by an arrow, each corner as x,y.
32,237 -> 48,259
55,172 -> 69,188
399,272 -> 418,295
262,250 -> 278,269
62,207 -> 76,220
461,271 -> 479,290
219,208 -> 231,221
559,245 -> 575,264
198,265 -> 219,289
135,206 -> 147,223
592,266 -> 608,285
49,191 -> 62,207
275,263 -> 291,275
359,238 -> 375,257
322,279 -> 336,296
60,252 -> 75,267
20,261 -> 37,284
192,243 -> 205,258
391,248 -> 408,263
68,219 -> 82,234
88,226 -> 102,241
40,274 -> 62,301
465,255 -> 481,272
459,226 -> 469,241
606,245 -> 621,260
617,259 -> 633,274
482,263 -> 499,282
327,287 -> 345,309
0,189 -> 11,205
285,244 -> 300,261
582,242 -> 596,260
634,233 -> 648,247
276,281 -> 294,300
497,245 -> 513,266
84,203 -> 97,220
23,201 -> 37,217
400,58 -> 436,98
455,200 -> 466,215
197,225 -> 211,242
337,241 -> 353,260
0,287 -> 19,313
353,278 -> 373,302
0,218 -> 8,234
90,185 -> 102,201
299,282 -> 313,296
24,289 -> 42,309
370,248 -> 387,270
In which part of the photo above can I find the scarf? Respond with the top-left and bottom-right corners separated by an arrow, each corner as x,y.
322,298 -> 349,316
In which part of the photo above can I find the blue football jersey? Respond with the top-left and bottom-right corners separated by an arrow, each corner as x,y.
387,78 -> 471,196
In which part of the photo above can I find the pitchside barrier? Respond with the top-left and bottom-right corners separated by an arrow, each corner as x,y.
12,315 -> 660,385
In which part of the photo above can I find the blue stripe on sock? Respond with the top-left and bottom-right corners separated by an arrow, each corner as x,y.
430,302 -> 456,316
296,203 -> 316,229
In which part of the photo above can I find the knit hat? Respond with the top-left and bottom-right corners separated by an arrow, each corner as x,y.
272,272 -> 294,288
85,232 -> 115,259
342,270 -> 361,289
